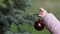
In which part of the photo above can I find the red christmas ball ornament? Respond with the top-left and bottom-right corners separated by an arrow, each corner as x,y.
34,19 -> 45,31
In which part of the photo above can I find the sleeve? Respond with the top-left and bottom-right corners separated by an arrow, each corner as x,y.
42,13 -> 60,34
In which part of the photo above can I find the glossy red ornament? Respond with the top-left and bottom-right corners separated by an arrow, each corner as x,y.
34,19 -> 45,31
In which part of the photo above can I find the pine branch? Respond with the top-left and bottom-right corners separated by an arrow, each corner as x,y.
0,0 -> 35,34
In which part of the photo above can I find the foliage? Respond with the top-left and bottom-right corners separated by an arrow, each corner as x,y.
0,0 -> 37,34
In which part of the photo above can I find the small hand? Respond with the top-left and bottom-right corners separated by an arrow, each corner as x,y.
38,8 -> 48,18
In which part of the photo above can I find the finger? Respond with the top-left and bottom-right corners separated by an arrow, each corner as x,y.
38,8 -> 48,18
39,8 -> 44,12
39,8 -> 47,15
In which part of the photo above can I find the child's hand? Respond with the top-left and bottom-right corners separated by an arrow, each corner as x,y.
38,8 -> 47,18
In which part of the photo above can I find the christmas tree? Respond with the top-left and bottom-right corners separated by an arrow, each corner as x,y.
0,0 -> 37,34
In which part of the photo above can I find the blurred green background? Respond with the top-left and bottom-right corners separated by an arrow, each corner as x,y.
1,0 -> 60,34
10,0 -> 60,34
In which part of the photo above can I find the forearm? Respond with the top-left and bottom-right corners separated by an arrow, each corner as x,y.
43,13 -> 60,34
